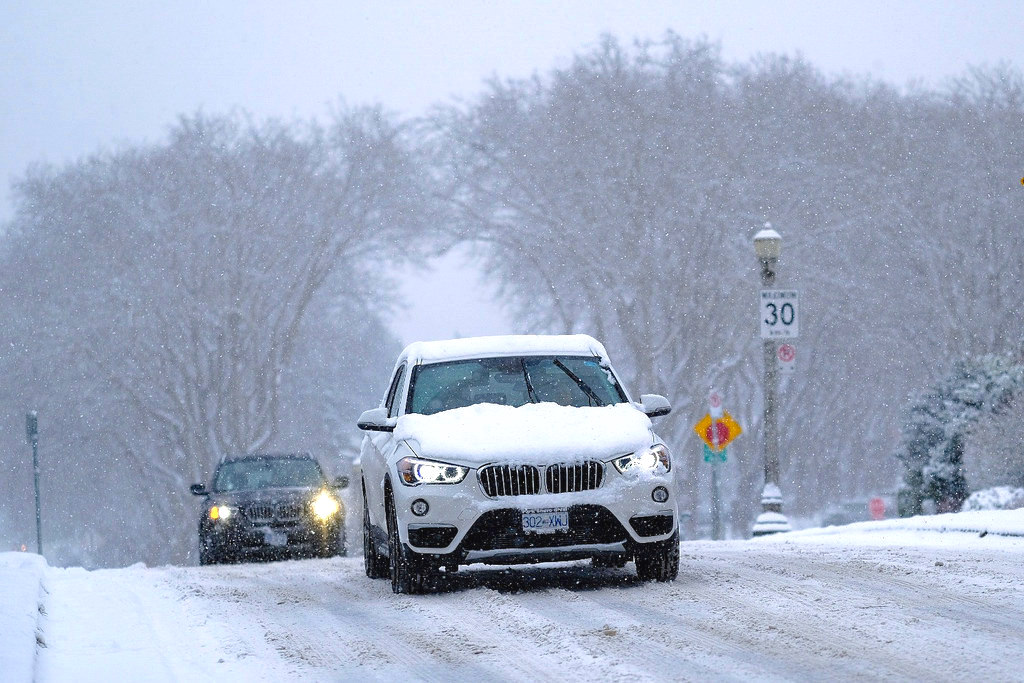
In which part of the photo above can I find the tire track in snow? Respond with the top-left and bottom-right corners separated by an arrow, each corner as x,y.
100,538 -> 1024,682
673,551 -> 958,680
171,559 -> 525,680
669,545 -> 1021,680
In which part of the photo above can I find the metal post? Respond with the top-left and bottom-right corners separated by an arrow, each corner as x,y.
26,411 -> 43,556
753,231 -> 791,536
710,456 -> 722,540
710,414 -> 722,540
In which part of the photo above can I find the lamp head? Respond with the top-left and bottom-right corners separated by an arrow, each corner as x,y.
754,228 -> 782,260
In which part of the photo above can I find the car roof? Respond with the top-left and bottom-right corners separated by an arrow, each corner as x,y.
399,334 -> 610,365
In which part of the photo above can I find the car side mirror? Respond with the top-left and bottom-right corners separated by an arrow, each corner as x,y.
640,394 -> 671,418
190,483 -> 209,496
332,475 -> 350,490
357,407 -> 396,432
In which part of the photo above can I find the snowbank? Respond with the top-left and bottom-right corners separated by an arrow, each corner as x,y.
758,508 -> 1024,550
962,486 -> 1024,511
0,552 -> 46,683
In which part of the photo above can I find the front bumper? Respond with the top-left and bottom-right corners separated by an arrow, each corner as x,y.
201,518 -> 341,558
390,464 -> 677,561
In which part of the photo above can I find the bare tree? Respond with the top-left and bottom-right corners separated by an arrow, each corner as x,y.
0,109 -> 431,564
433,35 -> 1024,535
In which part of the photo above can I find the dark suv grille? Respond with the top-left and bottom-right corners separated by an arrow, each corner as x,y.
276,502 -> 303,521
246,503 -> 275,522
545,461 -> 604,494
479,464 -> 541,497
244,502 -> 303,522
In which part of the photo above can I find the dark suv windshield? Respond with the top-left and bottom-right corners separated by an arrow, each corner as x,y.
408,356 -> 627,415
213,457 -> 325,492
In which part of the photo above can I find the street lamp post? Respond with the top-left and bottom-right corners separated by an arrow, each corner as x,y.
26,411 -> 43,556
752,228 -> 791,536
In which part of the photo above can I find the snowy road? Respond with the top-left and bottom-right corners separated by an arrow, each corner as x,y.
25,522 -> 1024,682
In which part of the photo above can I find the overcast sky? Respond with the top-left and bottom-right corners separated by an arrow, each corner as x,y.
3,1 -> 1022,343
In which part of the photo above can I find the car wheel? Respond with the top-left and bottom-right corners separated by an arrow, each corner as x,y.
363,485 -> 389,578
386,491 -> 430,594
320,531 -> 341,558
199,538 -> 218,566
634,530 -> 679,582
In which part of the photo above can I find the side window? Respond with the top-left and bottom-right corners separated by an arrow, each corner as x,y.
385,363 -> 408,418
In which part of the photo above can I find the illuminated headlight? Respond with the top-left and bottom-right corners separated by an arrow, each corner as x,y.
397,457 -> 469,486
209,505 -> 236,521
311,490 -> 341,520
611,444 -> 671,474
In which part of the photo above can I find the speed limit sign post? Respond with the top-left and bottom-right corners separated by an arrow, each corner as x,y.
760,290 -> 799,339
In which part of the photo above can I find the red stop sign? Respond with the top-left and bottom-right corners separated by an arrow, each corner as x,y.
705,421 -> 730,445
869,497 -> 885,520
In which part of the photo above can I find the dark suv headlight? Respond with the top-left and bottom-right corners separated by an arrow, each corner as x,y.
208,505 -> 238,521
310,490 -> 342,520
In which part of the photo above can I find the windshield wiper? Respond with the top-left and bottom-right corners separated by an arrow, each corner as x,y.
552,358 -> 604,406
521,358 -> 540,403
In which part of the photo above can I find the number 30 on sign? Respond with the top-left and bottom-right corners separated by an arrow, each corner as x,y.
760,290 -> 799,339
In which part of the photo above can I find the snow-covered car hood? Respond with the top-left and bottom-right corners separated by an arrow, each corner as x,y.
394,402 -> 655,464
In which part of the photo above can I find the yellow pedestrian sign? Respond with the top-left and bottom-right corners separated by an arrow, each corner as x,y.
694,411 -> 742,452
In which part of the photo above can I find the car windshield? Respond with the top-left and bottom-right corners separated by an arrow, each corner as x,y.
407,355 -> 627,415
213,458 -> 325,492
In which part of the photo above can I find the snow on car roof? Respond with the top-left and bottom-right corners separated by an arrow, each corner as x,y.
400,334 -> 610,365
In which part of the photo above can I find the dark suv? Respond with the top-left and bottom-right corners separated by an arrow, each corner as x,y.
190,453 -> 348,565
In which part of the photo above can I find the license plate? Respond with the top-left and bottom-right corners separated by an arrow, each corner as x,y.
522,507 -> 569,534
262,529 -> 288,547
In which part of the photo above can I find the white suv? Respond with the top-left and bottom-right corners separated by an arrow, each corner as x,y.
357,334 -> 679,593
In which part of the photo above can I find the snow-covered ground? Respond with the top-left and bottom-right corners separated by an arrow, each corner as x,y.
4,509 -> 1024,682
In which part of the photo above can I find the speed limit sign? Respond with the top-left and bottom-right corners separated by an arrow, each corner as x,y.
760,290 -> 799,339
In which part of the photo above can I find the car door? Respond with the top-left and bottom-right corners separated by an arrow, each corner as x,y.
361,361 -> 408,526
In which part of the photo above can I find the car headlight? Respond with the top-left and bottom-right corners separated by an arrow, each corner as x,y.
311,490 -> 341,521
209,505 -> 237,521
611,444 -> 671,474
397,457 -> 469,486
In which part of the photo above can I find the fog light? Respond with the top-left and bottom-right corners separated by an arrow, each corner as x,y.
411,499 -> 429,516
652,486 -> 670,503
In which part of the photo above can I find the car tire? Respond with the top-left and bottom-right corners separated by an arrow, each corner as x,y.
320,529 -> 343,558
199,538 -> 218,566
363,485 -> 389,578
634,530 -> 679,582
386,492 -> 430,594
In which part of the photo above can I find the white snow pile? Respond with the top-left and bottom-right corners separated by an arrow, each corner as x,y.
759,508 -> 1024,549
396,401 -> 653,462
961,486 -> 1024,511
0,552 -> 46,682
